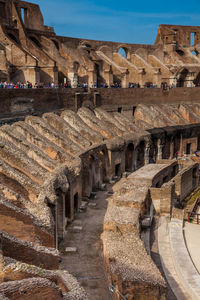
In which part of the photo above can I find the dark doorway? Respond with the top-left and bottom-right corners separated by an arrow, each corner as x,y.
132,106 -> 136,117
125,143 -> 134,172
163,176 -> 168,183
118,107 -> 122,113
177,69 -> 188,87
115,164 -> 121,177
0,2 -> 6,19
65,192 -> 71,220
186,143 -> 191,155
172,166 -> 177,178
95,63 -> 100,87
74,193 -> 79,214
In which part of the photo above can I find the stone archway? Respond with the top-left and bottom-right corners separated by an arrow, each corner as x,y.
177,68 -> 189,87
117,45 -> 130,60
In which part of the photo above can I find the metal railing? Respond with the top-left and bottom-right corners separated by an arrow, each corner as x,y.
187,212 -> 200,224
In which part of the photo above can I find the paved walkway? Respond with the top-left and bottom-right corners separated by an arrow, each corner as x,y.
59,187 -> 112,300
157,216 -> 190,300
170,218 -> 200,300
184,222 -> 200,274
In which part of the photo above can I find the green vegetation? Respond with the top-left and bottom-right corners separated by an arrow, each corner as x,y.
186,187 -> 200,207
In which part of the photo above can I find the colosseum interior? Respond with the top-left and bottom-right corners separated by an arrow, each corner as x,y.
1,1 -> 200,300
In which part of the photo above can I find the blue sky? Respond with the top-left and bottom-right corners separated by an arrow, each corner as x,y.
30,0 -> 200,44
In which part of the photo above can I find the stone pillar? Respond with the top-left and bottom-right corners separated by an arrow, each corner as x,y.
169,137 -> 174,159
88,69 -> 97,87
157,139 -> 163,160
35,66 -> 40,85
75,93 -> 81,111
132,150 -> 138,171
144,145 -> 150,165
138,68 -> 146,87
103,70 -> 113,87
187,72 -> 195,87
153,68 -> 161,87
68,72 -> 78,88
53,65 -> 58,86
121,70 -> 129,88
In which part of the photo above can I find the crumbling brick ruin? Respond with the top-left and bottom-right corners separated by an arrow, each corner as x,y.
1,1 -> 200,299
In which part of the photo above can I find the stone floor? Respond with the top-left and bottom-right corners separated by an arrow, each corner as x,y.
184,222 -> 200,273
59,187 -> 113,300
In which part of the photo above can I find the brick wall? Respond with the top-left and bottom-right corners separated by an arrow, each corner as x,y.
0,203 -> 54,247
0,232 -> 59,270
0,278 -> 62,300
1,87 -> 200,121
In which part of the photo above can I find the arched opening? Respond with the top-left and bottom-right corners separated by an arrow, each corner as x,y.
118,47 -> 127,58
81,43 -> 91,54
13,20 -> 18,27
132,106 -> 136,118
7,33 -> 19,44
125,143 -> 134,172
29,36 -> 42,49
192,50 -> 198,56
52,39 -> 59,50
74,192 -> 79,214
82,43 -> 91,49
177,68 -> 189,87
176,49 -> 184,56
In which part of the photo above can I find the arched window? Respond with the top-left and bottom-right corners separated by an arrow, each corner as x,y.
118,47 -> 127,58
176,49 -> 184,56
192,50 -> 198,56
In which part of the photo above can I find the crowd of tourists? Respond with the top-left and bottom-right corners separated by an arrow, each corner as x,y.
0,81 -> 58,89
0,81 -> 143,89
0,80 -> 196,90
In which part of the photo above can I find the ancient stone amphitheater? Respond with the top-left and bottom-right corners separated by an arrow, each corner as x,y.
1,1 -> 200,300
